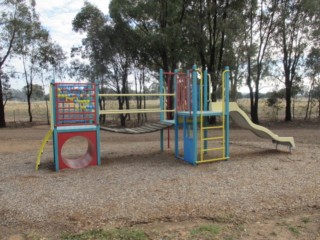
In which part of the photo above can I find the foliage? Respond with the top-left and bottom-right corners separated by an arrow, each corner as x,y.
305,47 -> 320,118
22,84 -> 44,100
13,1 -> 65,122
0,0 -> 34,127
0,0 -> 65,126
266,89 -> 284,120
2,0 -> 320,126
275,0 -> 317,121
242,0 -> 278,124
0,70 -> 12,106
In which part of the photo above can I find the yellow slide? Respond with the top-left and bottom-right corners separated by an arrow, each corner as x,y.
210,102 -> 295,151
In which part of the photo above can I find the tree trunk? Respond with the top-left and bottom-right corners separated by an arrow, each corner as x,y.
45,98 -> 49,125
0,79 -> 6,128
27,93 -> 32,122
285,83 -> 292,121
248,83 -> 259,124
304,79 -> 314,120
252,98 -> 259,124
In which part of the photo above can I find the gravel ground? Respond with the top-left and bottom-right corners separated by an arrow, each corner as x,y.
0,123 -> 319,239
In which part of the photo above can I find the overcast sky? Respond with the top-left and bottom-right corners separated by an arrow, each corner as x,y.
10,1 -> 110,89
36,0 -> 111,56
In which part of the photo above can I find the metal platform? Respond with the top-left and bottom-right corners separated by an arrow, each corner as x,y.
100,121 -> 173,134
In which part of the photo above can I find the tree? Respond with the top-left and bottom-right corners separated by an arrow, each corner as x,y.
305,47 -> 320,119
243,0 -> 278,124
109,0 -> 189,120
73,2 -> 134,126
276,0 -> 316,121
22,83 -> 43,100
266,89 -> 284,121
184,1 -> 238,101
15,1 -> 65,122
0,0 -> 33,127
0,70 -> 12,106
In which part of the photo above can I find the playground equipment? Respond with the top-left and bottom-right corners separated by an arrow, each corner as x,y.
36,82 -> 100,171
36,65 -> 295,171
210,102 -> 295,151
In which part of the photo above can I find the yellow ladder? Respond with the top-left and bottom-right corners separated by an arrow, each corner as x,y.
198,70 -> 226,164
35,130 -> 53,170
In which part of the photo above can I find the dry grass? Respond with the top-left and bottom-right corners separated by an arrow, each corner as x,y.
4,98 -> 319,124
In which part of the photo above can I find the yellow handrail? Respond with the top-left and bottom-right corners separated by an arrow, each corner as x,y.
100,109 -> 175,115
99,93 -> 175,97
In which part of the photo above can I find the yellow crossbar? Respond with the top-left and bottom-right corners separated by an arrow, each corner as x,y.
36,130 -> 52,171
202,126 -> 223,130
201,147 -> 224,152
99,93 -> 175,97
202,136 -> 223,141
100,109 -> 175,115
197,157 -> 229,164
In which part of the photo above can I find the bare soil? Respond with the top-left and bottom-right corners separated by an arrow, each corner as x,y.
0,122 -> 319,240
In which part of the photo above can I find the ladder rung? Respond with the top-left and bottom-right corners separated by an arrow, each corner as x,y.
202,136 -> 223,141
202,126 -> 223,130
197,157 -> 228,163
201,147 -> 224,152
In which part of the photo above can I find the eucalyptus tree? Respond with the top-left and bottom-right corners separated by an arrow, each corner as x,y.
0,0 -> 33,127
0,70 -> 12,106
109,0 -> 190,119
73,2 -> 137,126
305,47 -> 320,119
241,0 -> 278,124
15,0 -> 65,122
109,0 -> 188,72
180,0 -> 247,104
275,0 -> 317,121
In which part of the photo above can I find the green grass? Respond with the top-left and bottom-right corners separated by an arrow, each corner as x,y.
301,217 -> 310,224
287,225 -> 300,236
190,224 -> 220,238
61,228 -> 148,240
270,231 -> 277,237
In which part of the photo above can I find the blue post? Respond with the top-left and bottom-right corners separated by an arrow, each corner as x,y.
51,80 -> 59,171
204,69 -> 208,111
224,66 -> 230,160
192,65 -> 198,164
95,81 -> 101,165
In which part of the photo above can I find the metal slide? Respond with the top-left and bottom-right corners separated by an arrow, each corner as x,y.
210,102 -> 295,151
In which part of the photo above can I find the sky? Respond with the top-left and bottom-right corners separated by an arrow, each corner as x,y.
36,0 -> 111,57
10,0 -> 111,90
10,0 -> 269,94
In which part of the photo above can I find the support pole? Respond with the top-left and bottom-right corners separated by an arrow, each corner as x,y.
224,66 -> 230,160
160,69 -> 164,151
192,65 -> 198,164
